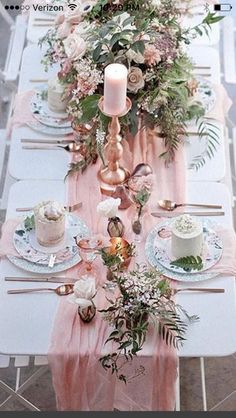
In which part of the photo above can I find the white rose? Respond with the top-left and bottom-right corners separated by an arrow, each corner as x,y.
126,49 -> 144,64
63,33 -> 87,61
74,21 -> 93,38
74,276 -> 96,299
69,275 -> 96,307
97,198 -> 121,219
150,0 -> 161,7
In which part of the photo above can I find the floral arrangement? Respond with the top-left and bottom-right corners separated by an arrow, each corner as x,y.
99,264 -> 187,382
40,0 -> 223,171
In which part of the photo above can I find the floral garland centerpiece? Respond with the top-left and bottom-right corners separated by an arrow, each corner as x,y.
40,0 -> 223,172
99,264 -> 188,383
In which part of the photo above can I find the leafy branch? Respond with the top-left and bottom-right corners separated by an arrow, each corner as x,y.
170,256 -> 203,272
99,265 -> 188,382
189,119 -> 220,171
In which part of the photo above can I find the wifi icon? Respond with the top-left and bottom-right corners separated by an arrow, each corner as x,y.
68,2 -> 77,11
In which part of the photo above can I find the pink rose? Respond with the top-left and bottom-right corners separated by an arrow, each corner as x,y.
57,21 -> 72,39
127,67 -> 145,93
54,13 -> 65,26
65,9 -> 83,25
63,34 -> 87,61
58,59 -> 72,78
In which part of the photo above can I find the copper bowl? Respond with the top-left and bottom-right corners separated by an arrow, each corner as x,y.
105,237 -> 132,269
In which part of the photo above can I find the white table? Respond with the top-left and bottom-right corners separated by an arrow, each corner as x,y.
18,44 -> 59,92
2,9 -> 234,411
0,179 -> 235,357
26,11 -> 55,44
9,128 -> 70,181
188,45 -> 221,84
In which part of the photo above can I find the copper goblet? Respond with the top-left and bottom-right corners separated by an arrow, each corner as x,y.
74,237 -> 103,272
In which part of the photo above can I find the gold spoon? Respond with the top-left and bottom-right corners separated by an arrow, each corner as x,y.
158,199 -> 222,212
22,143 -> 80,152
7,284 -> 74,295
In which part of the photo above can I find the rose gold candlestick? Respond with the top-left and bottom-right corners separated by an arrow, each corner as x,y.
97,96 -> 132,196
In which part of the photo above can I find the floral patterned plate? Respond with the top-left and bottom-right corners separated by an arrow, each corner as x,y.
145,219 -> 223,282
27,120 -> 73,136
194,76 -> 216,114
8,213 -> 89,274
30,86 -> 71,129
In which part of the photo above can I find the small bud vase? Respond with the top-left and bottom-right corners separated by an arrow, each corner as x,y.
78,301 -> 96,323
107,216 -> 125,237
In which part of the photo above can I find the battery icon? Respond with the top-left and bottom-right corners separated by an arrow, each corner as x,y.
214,3 -> 232,11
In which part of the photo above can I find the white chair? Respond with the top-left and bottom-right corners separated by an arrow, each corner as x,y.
0,2 -> 27,92
222,16 -> 236,84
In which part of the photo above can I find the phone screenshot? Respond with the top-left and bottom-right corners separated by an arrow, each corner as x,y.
0,0 -> 235,413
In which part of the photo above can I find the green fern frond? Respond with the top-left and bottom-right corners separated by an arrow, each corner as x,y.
170,256 -> 203,272
189,119 -> 220,171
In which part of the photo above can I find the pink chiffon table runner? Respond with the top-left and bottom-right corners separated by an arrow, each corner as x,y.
48,126 -> 186,411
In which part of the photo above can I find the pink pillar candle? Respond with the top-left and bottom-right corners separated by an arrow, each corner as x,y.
103,63 -> 128,115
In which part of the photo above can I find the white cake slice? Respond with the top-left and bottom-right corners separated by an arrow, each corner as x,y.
171,214 -> 203,259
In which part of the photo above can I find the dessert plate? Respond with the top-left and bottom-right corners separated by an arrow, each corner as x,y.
8,214 -> 89,274
145,220 -> 223,282
151,220 -> 223,275
193,76 -> 216,114
27,120 -> 73,136
30,86 -> 71,129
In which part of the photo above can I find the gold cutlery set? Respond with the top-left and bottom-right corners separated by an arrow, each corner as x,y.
5,277 -> 225,296
5,278 -> 225,296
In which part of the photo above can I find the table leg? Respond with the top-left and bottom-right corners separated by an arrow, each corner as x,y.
175,358 -> 180,411
200,357 -> 207,411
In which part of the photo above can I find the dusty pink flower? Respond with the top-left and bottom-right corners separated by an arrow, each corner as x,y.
128,174 -> 155,193
127,67 -> 145,93
54,13 -> 65,26
144,45 -> 161,66
58,59 -> 73,78
57,22 -> 72,39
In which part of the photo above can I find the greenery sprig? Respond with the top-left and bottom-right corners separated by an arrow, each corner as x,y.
170,255 -> 203,272
99,264 -> 187,383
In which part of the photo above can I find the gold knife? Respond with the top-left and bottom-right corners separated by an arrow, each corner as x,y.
151,211 -> 225,218
21,138 -> 73,144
